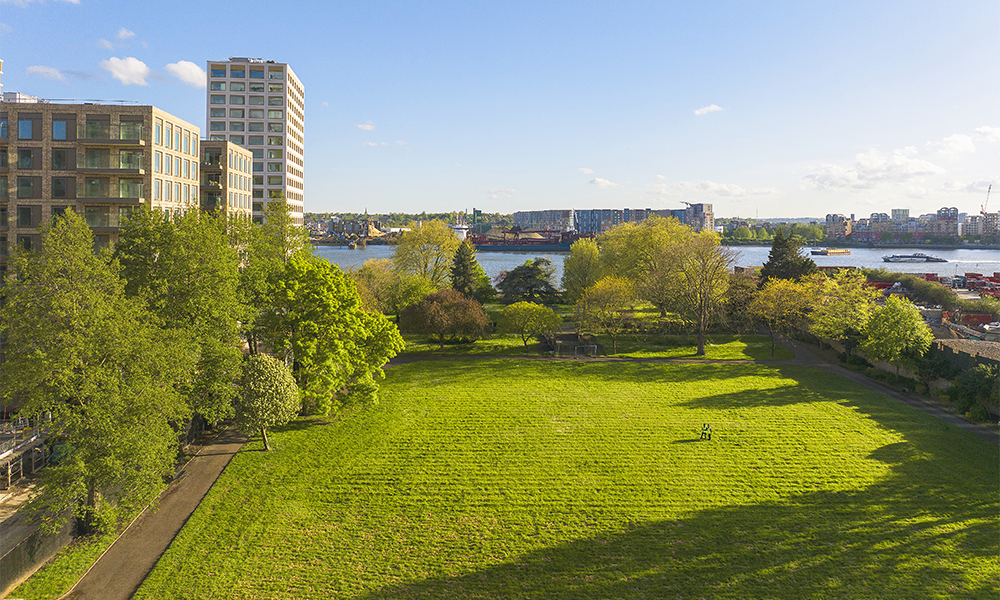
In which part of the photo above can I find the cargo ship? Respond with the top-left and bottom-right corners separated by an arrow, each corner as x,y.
811,248 -> 852,256
469,228 -> 591,252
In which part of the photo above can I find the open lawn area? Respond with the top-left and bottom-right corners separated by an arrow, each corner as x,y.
30,360 -> 996,599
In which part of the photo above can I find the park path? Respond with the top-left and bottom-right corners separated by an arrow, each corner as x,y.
57,428 -> 247,600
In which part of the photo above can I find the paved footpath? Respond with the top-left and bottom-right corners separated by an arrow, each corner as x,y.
58,428 -> 247,600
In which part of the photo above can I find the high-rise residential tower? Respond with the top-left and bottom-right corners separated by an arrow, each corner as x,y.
205,58 -> 305,224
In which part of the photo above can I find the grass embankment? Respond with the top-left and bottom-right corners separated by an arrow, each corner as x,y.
402,333 -> 794,360
125,360 -> 996,599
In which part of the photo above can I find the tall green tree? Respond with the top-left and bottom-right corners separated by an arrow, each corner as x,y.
393,220 -> 461,288
0,211 -> 195,533
575,276 -> 636,354
262,254 -> 404,415
810,270 -> 881,356
498,302 -> 562,346
665,232 -> 740,355
234,354 -> 300,451
399,288 -> 491,349
115,209 -> 244,423
449,239 -> 493,301
759,227 -> 817,284
861,295 -> 934,376
496,257 -> 558,304
749,277 -> 819,357
561,238 -> 602,303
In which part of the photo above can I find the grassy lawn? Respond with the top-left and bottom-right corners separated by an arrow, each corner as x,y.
119,360 -> 995,599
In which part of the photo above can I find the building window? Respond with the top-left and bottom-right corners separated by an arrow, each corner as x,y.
52,206 -> 67,219
230,95 -> 245,105
249,69 -> 264,79
210,108 -> 226,118
0,119 -> 7,138
53,120 -> 68,140
175,131 -> 181,149
211,67 -> 226,77
268,69 -> 283,79
18,149 -> 33,169
268,83 -> 283,93
252,189 -> 264,198
210,82 -> 226,91
249,83 -> 265,92
267,176 -> 282,186
175,157 -> 181,175
183,160 -> 189,178
267,149 -> 283,159
52,149 -> 69,169
248,109 -> 264,119
230,109 -> 245,118
268,136 -> 282,146
210,135 -> 225,141
165,182 -> 172,201
249,96 -> 264,105
154,179 -> 161,200
52,178 -> 68,198
251,149 -> 264,159
0,176 -> 6,198
267,163 -> 282,172
210,122 -> 226,131
252,162 -> 263,172
231,68 -> 245,78
248,136 -> 264,145
165,155 -> 172,175
231,82 -> 245,91
230,135 -> 245,145
175,183 -> 181,202
165,125 -> 173,148
230,122 -> 245,131
17,178 -> 33,198
267,97 -> 283,106
253,175 -> 263,185
249,122 -> 264,132
210,95 -> 225,104
268,123 -> 283,132
268,110 -> 283,119
183,134 -> 190,154
18,120 -> 32,140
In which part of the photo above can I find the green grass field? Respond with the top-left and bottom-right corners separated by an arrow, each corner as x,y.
118,360 -> 997,599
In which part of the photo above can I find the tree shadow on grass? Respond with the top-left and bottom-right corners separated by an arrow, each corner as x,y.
355,440 -> 998,600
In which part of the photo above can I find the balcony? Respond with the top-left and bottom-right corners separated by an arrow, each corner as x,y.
201,155 -> 223,169
202,193 -> 223,212
76,123 -> 146,146
202,175 -> 223,190
83,207 -> 123,230
76,180 -> 144,202
77,152 -> 145,174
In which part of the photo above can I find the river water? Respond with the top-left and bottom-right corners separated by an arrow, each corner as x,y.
313,244 -> 1000,284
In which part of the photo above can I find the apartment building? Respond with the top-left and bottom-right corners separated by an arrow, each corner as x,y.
205,58 -> 305,225
199,140 -> 254,220
0,99 -> 201,274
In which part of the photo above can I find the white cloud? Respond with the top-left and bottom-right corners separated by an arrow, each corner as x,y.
479,187 -> 517,199
362,142 -> 378,147
116,27 -> 135,40
357,120 -> 375,131
942,178 -> 995,195
98,38 -> 114,50
454,163 -> 466,168
694,104 -> 723,116
321,101 -> 329,107
929,134 -> 975,158
0,22 -> 12,33
655,174 -> 665,180
801,148 -> 946,192
26,65 -> 66,82
395,140 -> 407,146
648,180 -> 779,199
577,167 -> 594,175
974,126 -> 1000,142
589,178 -> 621,190
99,56 -> 150,86
164,60 -> 205,88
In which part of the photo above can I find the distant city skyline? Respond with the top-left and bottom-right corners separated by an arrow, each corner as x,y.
1,0 -> 996,217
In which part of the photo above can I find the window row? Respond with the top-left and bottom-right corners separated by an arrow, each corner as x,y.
153,119 -> 198,156
152,179 -> 196,204
153,152 -> 198,180
210,82 -> 284,93
0,175 -> 142,200
207,135 -> 284,146
209,121 -> 285,132
209,95 -> 285,108
0,117 -> 146,142
209,67 -> 284,80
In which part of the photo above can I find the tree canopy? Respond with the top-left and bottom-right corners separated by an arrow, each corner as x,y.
810,270 -> 881,356
498,302 -> 562,347
861,295 -> 933,376
496,257 -> 558,304
399,289 -> 490,348
759,227 -> 817,283
393,220 -> 461,288
449,239 -> 494,302
575,276 -> 636,354
561,238 -> 602,304
749,276 -> 819,357
234,354 -> 300,451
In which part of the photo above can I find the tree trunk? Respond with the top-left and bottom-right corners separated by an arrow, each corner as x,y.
261,427 -> 271,451
769,327 -> 776,358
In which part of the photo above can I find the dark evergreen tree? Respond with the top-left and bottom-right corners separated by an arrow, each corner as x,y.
450,239 -> 480,298
496,257 -> 558,304
759,227 -> 817,283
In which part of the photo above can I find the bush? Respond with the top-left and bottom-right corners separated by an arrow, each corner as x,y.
399,289 -> 490,348
846,355 -> 870,368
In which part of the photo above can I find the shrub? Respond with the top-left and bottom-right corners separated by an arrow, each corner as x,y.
399,289 -> 490,349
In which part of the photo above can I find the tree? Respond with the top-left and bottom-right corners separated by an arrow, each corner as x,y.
496,257 -> 558,304
749,277 -> 818,357
665,232 -> 740,355
450,239 -> 494,302
234,354 -> 300,451
399,289 -> 491,349
599,216 -> 692,316
498,302 -> 562,346
393,220 -> 461,288
732,226 -> 753,240
561,238 -> 602,303
759,227 -> 817,284
575,276 -> 636,354
810,270 -> 881,356
115,209 -> 244,424
0,211 -> 195,533
861,295 -> 934,377
262,254 -> 404,415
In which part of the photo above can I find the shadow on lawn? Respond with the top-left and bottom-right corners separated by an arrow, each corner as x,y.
356,438 -> 998,600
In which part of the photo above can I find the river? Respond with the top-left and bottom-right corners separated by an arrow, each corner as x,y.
313,244 -> 1000,283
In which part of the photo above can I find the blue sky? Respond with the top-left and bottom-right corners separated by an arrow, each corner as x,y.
1,0 -> 997,218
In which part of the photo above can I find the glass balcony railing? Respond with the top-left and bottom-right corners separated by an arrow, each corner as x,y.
203,176 -> 222,187
77,153 -> 145,170
202,155 -> 223,168
83,208 -> 120,229
77,123 -> 146,142
77,180 -> 144,199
